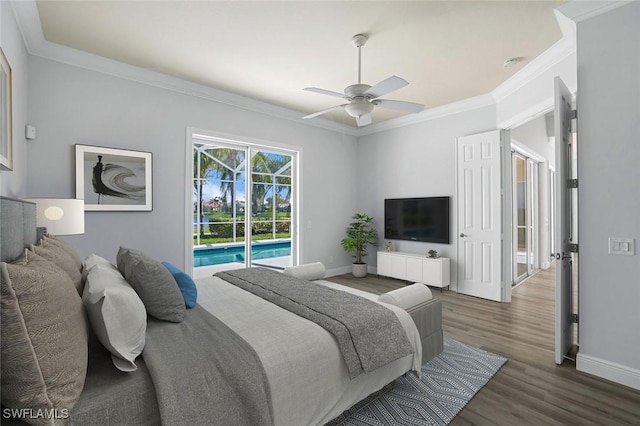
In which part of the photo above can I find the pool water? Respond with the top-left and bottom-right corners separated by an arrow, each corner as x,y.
194,241 -> 291,267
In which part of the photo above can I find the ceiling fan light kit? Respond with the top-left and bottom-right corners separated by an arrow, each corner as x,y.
302,34 -> 424,127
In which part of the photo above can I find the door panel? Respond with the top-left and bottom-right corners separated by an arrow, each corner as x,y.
457,130 -> 503,301
554,76 -> 575,365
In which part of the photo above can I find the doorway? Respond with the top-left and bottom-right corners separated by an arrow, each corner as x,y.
189,133 -> 299,278
512,152 -> 540,285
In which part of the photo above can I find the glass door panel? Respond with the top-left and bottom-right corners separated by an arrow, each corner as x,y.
192,143 -> 247,272
249,149 -> 293,269
514,154 -> 528,282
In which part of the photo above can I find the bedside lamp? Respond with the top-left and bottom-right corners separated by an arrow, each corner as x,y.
25,198 -> 85,236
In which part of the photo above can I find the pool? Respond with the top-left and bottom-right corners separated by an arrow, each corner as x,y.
194,241 -> 291,267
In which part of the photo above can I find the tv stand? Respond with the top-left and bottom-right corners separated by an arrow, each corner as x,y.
377,251 -> 450,289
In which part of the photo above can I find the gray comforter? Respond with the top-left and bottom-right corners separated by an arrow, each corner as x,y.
143,304 -> 273,426
216,268 -> 414,379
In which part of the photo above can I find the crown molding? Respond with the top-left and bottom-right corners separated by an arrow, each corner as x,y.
12,0 -> 587,138
11,1 -> 359,137
10,0 -> 44,53
556,0 -> 636,23
357,94 -> 496,136
491,11 -> 575,104
36,39 -> 360,136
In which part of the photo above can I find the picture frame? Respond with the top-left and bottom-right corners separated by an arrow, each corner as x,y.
75,144 -> 153,211
0,47 -> 12,171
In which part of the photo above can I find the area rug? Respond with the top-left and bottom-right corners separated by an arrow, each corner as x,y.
326,337 -> 507,426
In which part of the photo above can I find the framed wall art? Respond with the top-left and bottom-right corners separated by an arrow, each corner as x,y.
76,144 -> 153,211
0,47 -> 12,171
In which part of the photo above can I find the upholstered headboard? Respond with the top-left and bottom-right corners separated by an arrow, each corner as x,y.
0,197 -> 42,262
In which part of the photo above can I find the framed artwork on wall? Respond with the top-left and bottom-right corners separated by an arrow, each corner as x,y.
76,144 -> 153,211
0,47 -> 12,171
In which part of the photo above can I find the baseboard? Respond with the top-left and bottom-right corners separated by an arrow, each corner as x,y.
577,353 -> 640,391
325,265 -> 379,277
325,266 -> 352,277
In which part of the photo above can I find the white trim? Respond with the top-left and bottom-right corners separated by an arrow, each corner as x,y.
184,127 -> 194,276
492,33 -> 575,105
325,265 -> 353,278
358,94 -> 495,136
498,97 -> 556,130
13,0 -> 582,137
191,128 -> 301,155
510,138 -> 546,163
9,0 -> 45,52
556,0 -> 636,23
577,353 -> 640,391
187,127 -> 302,270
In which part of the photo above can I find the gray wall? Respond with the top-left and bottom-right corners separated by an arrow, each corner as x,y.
0,1 -> 29,197
510,114 -> 555,167
577,2 -> 640,375
356,106 -> 497,290
26,56 -> 359,271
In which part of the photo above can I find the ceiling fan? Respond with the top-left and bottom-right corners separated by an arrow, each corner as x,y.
302,34 -> 425,127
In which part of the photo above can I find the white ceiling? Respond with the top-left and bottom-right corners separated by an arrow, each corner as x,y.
33,1 -> 564,128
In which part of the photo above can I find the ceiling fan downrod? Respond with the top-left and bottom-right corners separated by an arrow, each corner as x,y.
352,34 -> 368,85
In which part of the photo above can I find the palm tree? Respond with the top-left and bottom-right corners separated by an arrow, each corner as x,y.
193,145 -> 215,238
203,147 -> 245,240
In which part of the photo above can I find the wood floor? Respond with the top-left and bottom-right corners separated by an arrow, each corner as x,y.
326,267 -> 640,426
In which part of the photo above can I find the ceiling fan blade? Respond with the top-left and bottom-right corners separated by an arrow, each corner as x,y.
355,113 -> 372,127
302,104 -> 347,120
375,99 -> 425,114
303,87 -> 347,99
364,76 -> 409,99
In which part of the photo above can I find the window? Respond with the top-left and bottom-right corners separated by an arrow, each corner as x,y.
190,134 -> 298,276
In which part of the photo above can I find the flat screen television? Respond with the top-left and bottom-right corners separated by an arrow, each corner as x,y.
384,197 -> 450,244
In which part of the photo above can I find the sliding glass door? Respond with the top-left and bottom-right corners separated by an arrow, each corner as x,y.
249,149 -> 293,269
512,152 -> 539,285
192,137 -> 297,274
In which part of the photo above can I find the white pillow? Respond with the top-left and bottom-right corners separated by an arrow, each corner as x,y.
82,253 -> 117,281
83,263 -> 147,372
378,283 -> 433,310
282,262 -> 326,281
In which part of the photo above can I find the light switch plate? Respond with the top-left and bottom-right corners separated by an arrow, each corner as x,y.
608,238 -> 635,255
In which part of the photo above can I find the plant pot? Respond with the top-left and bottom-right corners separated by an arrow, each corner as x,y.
352,263 -> 367,278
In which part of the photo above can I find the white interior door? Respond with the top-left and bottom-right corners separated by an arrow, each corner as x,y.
457,130 -> 504,302
554,76 -> 575,365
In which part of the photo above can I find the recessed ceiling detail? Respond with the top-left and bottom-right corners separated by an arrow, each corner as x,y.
35,1 -> 563,127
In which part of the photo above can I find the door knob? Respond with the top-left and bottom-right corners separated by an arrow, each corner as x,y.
460,233 -> 469,238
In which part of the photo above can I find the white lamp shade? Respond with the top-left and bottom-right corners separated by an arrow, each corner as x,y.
25,198 -> 85,235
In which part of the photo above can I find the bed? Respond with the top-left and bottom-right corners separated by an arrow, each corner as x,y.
0,196 -> 443,425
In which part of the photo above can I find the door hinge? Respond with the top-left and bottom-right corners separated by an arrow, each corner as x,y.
567,179 -> 578,188
567,243 -> 579,253
571,313 -> 579,324
572,109 -> 577,120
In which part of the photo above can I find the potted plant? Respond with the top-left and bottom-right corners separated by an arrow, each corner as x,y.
341,213 -> 378,277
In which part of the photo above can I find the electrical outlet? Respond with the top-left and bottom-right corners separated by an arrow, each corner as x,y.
328,255 -> 334,264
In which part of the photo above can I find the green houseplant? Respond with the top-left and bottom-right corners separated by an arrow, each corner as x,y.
341,213 -> 378,277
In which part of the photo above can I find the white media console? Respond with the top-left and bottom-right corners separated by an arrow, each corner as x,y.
377,251 -> 450,289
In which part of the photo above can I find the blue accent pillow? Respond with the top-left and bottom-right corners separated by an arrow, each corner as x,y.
161,261 -> 197,309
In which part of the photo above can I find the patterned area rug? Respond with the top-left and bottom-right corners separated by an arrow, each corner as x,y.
327,337 -> 507,426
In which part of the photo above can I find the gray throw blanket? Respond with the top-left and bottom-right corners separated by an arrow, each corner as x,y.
216,268 -> 414,380
143,305 -> 273,426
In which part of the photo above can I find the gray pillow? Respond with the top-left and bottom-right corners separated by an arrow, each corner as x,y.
44,235 -> 83,271
83,263 -> 146,372
1,251 -> 88,421
117,247 -> 185,323
31,240 -> 84,295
